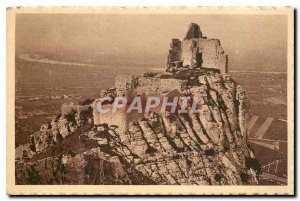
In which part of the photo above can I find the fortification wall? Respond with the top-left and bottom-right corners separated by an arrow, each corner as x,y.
181,38 -> 228,73
116,75 -> 187,99
94,104 -> 128,133
199,39 -> 228,73
181,39 -> 197,67
168,49 -> 181,63
94,75 -> 187,133
115,75 -> 137,98
135,77 -> 187,96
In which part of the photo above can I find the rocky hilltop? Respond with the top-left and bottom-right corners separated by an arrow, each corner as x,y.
16,70 -> 260,185
15,23 -> 261,185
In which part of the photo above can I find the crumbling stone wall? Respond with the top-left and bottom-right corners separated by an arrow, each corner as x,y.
115,75 -> 187,99
184,23 -> 203,39
167,38 -> 182,68
181,38 -> 228,72
181,39 -> 198,68
167,23 -> 228,73
198,39 -> 228,73
134,77 -> 187,96
94,105 -> 128,133
94,75 -> 187,133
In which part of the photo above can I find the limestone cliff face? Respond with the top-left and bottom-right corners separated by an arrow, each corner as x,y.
15,70 -> 259,185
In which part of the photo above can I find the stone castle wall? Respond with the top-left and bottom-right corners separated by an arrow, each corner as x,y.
167,23 -> 228,73
181,38 -> 228,72
115,75 -> 187,99
94,75 -> 187,133
93,103 -> 129,133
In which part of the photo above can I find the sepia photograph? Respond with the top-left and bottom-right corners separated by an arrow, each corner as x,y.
6,7 -> 294,195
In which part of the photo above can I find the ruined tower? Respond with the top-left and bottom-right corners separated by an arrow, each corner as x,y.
184,23 -> 202,39
167,23 -> 228,73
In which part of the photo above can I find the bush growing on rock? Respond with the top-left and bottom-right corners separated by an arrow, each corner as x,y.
214,174 -> 222,183
65,112 -> 76,123
240,172 -> 250,183
204,148 -> 215,156
245,157 -> 262,175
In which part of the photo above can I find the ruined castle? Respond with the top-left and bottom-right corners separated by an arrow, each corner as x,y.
16,23 -> 259,186
93,23 -> 229,133
167,23 -> 228,73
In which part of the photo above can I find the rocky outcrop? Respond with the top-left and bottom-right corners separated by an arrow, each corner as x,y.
15,23 -> 259,185
26,102 -> 93,154
16,70 -> 259,185
16,147 -> 154,185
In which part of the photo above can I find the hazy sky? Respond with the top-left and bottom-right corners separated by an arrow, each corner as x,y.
16,14 -> 288,71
